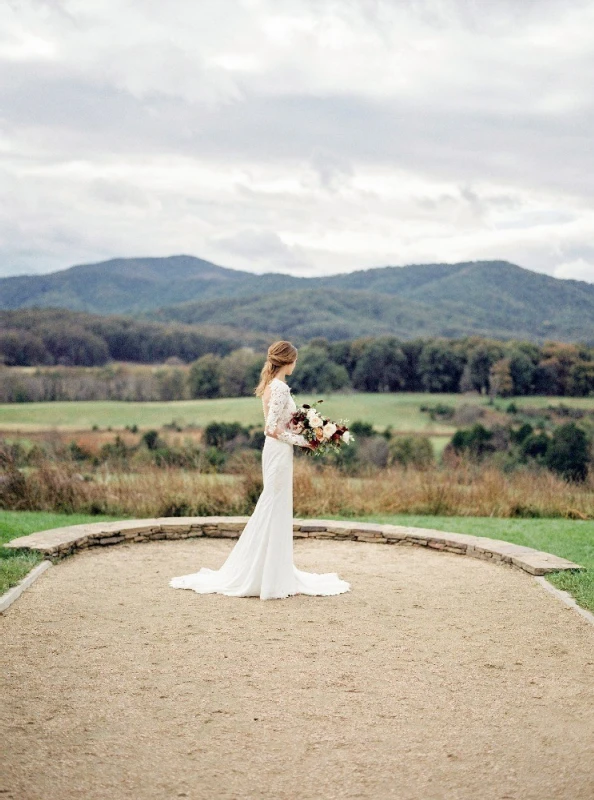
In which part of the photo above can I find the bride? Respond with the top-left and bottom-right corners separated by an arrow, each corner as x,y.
169,340 -> 351,600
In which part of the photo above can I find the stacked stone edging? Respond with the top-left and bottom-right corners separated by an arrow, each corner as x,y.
3,517 -> 583,576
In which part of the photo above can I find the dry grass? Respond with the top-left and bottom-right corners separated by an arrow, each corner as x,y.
1,457 -> 592,520
293,461 -> 593,519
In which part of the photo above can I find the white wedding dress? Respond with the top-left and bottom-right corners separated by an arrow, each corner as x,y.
169,377 -> 351,600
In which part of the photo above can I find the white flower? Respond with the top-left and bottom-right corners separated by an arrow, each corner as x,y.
307,408 -> 323,427
322,422 -> 337,438
342,430 -> 351,444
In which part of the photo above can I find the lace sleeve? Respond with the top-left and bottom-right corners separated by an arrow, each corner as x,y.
265,381 -> 308,447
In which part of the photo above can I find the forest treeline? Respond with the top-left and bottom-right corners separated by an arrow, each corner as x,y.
1,326 -> 593,402
0,308 -> 261,368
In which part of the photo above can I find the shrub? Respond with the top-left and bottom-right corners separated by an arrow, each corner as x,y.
100,435 -> 133,462
451,424 -> 494,459
349,420 -> 374,437
204,446 -> 227,471
204,421 -> 248,448
388,436 -> 434,469
545,422 -> 590,482
69,441 -> 91,461
520,432 -> 550,460
142,430 -> 164,451
511,422 -> 533,444
0,468 -> 28,509
420,403 -> 455,420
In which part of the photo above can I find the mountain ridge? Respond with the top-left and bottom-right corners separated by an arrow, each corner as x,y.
0,255 -> 592,343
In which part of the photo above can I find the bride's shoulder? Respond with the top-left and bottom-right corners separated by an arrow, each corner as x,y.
262,378 -> 284,400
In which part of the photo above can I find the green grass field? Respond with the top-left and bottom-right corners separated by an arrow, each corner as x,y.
1,510 -> 592,614
0,393 -> 592,433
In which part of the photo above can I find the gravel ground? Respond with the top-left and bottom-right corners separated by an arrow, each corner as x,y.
2,537 -> 594,800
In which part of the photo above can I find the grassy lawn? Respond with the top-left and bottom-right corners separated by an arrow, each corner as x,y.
0,393 -> 592,433
2,510 -> 592,614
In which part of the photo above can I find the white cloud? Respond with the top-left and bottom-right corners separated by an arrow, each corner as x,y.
0,0 -> 593,282
554,259 -> 594,282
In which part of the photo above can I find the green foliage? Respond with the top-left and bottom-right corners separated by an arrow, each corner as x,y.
0,308 -> 238,367
349,420 -> 375,437
68,441 -> 90,461
451,423 -> 495,459
508,351 -> 537,395
204,446 -> 226,470
545,423 -> 591,482
0,330 -> 48,366
290,345 -> 350,393
520,432 -> 550,460
388,436 -> 434,469
468,341 -> 505,393
419,340 -> 466,392
142,430 -> 164,451
420,402 -> 455,420
203,422 -> 247,447
188,354 -> 222,398
3,259 -> 594,349
219,348 -> 263,397
568,361 -> 594,397
510,422 -> 533,444
352,337 -> 407,392
156,368 -> 187,401
100,435 -> 133,461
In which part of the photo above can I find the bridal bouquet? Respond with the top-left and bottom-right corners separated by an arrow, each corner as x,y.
289,399 -> 354,456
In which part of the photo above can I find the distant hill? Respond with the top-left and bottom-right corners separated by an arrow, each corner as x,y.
1,255 -> 592,343
152,287 -> 482,341
0,255 -> 274,313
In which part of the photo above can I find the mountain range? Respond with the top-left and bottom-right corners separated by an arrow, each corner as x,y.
0,255 -> 592,344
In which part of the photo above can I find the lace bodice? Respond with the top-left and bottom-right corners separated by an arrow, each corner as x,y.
263,378 -> 308,447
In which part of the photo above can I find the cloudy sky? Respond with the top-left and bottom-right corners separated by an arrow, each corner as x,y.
1,0 -> 594,283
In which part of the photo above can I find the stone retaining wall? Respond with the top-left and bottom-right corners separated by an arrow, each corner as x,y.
3,517 -> 583,576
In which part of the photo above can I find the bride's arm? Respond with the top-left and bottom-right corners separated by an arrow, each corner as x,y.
264,381 -> 310,447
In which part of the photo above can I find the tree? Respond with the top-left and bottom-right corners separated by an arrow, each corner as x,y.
534,342 -> 581,396
545,422 -> 590,482
41,325 -> 110,366
489,358 -> 514,397
419,340 -> 465,393
400,339 -> 426,392
468,341 -> 505,394
0,330 -> 49,366
451,424 -> 495,459
520,431 -> 550,461
352,337 -> 407,392
219,348 -> 260,397
567,361 -> 594,397
291,346 -> 350,393
458,362 -> 475,393
328,340 -> 359,380
188,354 -> 222,398
156,368 -> 187,401
204,422 -> 246,447
508,350 -> 536,395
